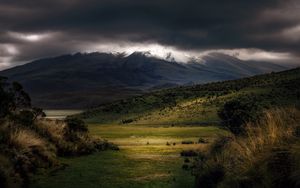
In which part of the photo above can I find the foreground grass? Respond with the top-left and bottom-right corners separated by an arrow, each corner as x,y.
30,125 -> 226,188
195,108 -> 300,187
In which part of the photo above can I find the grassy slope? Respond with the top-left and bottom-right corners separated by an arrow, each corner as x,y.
30,125 -> 227,188
78,68 -> 300,124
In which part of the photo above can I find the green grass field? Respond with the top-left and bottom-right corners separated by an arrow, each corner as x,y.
30,124 -> 227,188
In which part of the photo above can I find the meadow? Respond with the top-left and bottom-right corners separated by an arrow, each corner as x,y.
30,124 -> 227,188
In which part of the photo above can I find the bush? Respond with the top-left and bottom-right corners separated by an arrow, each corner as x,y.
218,96 -> 263,134
0,80 -> 120,187
65,117 -> 87,132
195,108 -> 300,188
13,110 -> 34,127
198,138 -> 209,144
209,136 -> 234,155
180,150 -> 198,157
121,119 -> 134,124
181,140 -> 194,144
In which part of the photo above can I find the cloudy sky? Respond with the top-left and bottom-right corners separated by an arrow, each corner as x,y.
0,0 -> 300,70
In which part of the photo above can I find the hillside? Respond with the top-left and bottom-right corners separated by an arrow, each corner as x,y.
0,52 -> 288,109
78,67 -> 300,124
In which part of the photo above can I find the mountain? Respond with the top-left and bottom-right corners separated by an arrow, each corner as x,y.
0,52 -> 289,109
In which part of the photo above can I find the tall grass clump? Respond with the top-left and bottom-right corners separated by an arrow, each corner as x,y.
0,78 -> 118,188
195,107 -> 300,188
35,118 -> 118,156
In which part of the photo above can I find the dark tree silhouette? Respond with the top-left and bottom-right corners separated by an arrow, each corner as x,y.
0,77 -> 31,119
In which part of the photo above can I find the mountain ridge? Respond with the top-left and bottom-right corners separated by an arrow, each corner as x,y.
0,51 -> 290,108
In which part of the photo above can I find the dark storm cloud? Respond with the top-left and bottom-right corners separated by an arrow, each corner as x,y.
0,0 -> 300,69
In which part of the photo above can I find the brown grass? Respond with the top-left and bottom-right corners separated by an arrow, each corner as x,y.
35,119 -> 67,141
0,117 -> 110,187
218,108 -> 299,171
196,107 -> 300,187
9,129 -> 46,150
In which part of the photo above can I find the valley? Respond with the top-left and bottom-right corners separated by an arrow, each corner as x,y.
1,1 -> 300,187
30,67 -> 300,188
1,67 -> 299,188
30,124 -> 226,188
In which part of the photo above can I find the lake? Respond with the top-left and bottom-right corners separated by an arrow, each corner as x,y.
44,109 -> 83,119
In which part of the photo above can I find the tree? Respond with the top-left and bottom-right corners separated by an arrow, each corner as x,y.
0,77 -> 31,119
14,110 -> 35,127
0,77 -> 13,118
32,107 -> 46,120
11,82 -> 31,109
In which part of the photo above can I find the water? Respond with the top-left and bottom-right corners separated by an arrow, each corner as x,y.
44,109 -> 83,120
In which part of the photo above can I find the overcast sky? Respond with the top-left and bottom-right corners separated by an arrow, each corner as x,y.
0,0 -> 300,70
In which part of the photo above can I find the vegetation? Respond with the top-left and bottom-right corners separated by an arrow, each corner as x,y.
2,67 -> 299,187
30,125 -> 226,188
0,77 -> 116,188
218,97 -> 263,134
72,68 -> 300,187
193,108 -> 300,188
77,68 -> 300,125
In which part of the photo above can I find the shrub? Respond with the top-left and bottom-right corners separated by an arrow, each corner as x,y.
11,108 -> 46,127
32,107 -> 46,120
65,117 -> 87,132
13,110 -> 34,127
198,138 -> 209,144
218,96 -> 263,135
195,107 -> 300,188
209,135 -> 234,155
0,80 -> 119,187
181,140 -> 194,144
180,150 -> 198,157
121,119 -> 134,124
